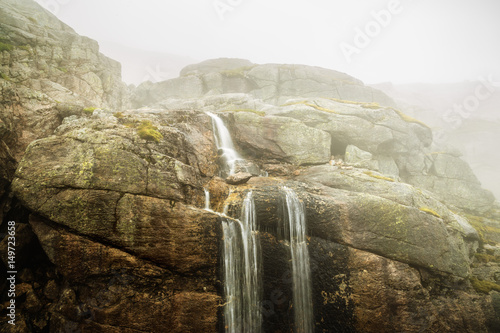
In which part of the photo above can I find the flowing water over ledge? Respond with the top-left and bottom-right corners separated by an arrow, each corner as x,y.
209,112 -> 313,332
283,186 -> 314,333
222,191 -> 262,333
207,112 -> 244,177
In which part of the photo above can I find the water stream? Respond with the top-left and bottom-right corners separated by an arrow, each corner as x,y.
222,191 -> 262,333
207,112 -> 244,177
283,186 -> 314,333
204,188 -> 211,211
208,112 -> 312,331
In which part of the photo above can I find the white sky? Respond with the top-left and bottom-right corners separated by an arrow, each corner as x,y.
34,0 -> 500,85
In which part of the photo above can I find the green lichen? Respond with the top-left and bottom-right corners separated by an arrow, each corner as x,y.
0,72 -> 11,81
0,41 -> 14,52
470,277 -> 500,294
363,171 -> 395,182
113,111 -> 125,118
18,45 -> 31,52
137,120 -> 163,143
419,207 -> 441,218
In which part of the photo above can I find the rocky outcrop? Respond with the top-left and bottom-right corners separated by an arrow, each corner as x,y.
0,0 -> 129,195
1,1 -> 499,331
152,93 -> 494,213
131,58 -> 397,108
7,109 -> 221,331
8,106 -> 499,331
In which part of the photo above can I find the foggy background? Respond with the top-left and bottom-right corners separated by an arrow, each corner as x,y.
33,0 -> 500,200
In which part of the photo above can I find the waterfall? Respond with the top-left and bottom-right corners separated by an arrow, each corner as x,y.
283,186 -> 314,333
207,112 -> 243,177
222,191 -> 262,333
204,188 -> 211,211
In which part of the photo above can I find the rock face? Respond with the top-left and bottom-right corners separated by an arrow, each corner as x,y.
0,0 -> 129,198
131,58 -> 397,108
1,1 -> 500,332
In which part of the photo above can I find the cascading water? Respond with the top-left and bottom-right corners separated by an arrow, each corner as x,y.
283,186 -> 314,333
222,191 -> 262,333
204,188 -> 211,211
207,112 -> 244,177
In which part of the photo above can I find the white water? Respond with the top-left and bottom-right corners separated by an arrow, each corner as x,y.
283,186 -> 314,333
222,191 -> 262,333
204,188 -> 211,211
207,112 -> 243,176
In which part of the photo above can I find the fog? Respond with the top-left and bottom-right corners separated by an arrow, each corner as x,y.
34,0 -> 500,85
33,0 -> 500,200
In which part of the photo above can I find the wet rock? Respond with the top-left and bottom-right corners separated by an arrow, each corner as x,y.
226,172 -> 253,185
2,2 -> 498,331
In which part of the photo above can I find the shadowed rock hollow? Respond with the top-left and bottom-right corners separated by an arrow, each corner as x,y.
1,1 -> 499,332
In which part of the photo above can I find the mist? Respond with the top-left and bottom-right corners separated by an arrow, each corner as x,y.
34,0 -> 500,85
32,0 -> 500,198
3,1 -> 500,331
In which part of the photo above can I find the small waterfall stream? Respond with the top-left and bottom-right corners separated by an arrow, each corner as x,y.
207,112 -> 313,331
207,112 -> 244,177
222,191 -> 262,333
283,186 -> 314,333
204,188 -> 211,211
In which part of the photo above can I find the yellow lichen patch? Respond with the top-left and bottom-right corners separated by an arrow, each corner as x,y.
113,111 -> 125,118
419,207 -> 441,218
219,109 -> 266,116
387,107 -> 430,129
474,253 -> 500,263
83,107 -> 97,115
465,214 -> 500,246
220,65 -> 256,77
470,277 -> 500,294
362,171 -> 395,182
282,101 -> 338,114
137,120 -> 163,143
325,98 -> 380,109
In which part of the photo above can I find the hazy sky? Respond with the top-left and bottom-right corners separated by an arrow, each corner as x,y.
34,0 -> 500,85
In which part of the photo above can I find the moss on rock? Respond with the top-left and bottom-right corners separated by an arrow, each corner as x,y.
470,277 -> 500,294
83,107 -> 97,115
137,120 -> 163,143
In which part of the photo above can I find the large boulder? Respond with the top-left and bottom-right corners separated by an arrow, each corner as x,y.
226,111 -> 331,165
